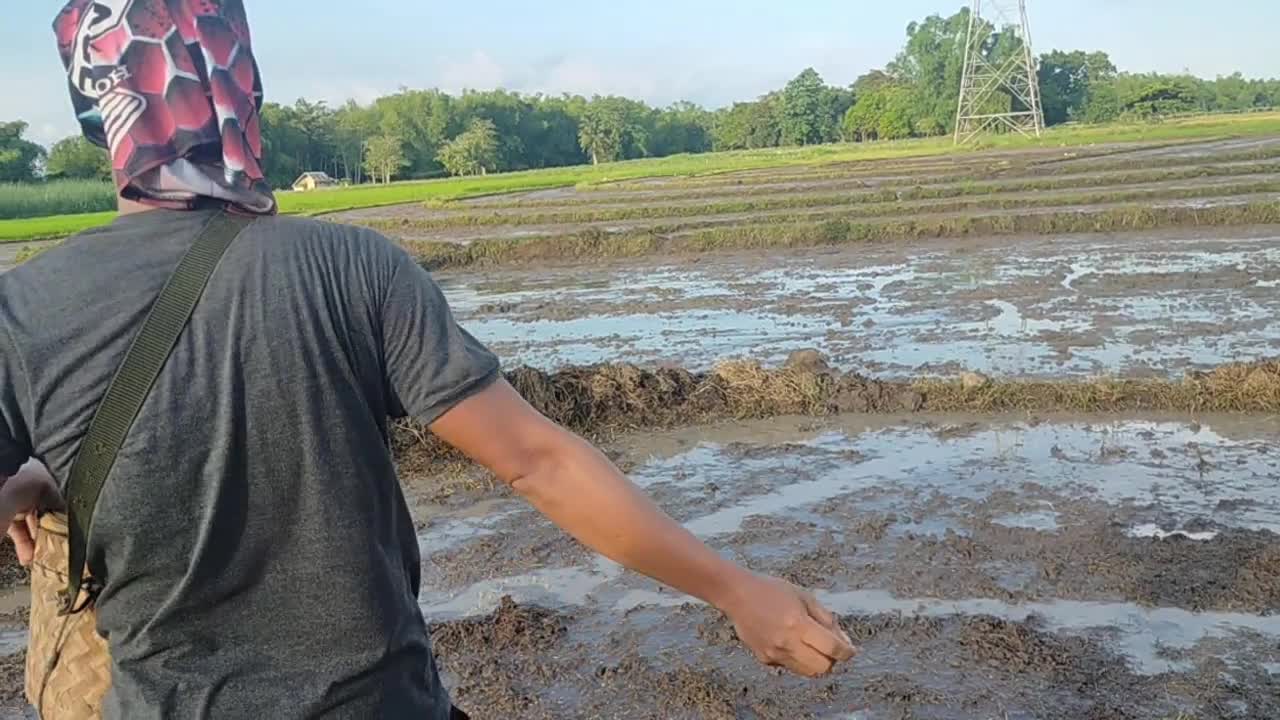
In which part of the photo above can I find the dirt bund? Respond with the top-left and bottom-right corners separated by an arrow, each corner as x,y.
393,356 -> 1280,464
405,200 -> 1280,270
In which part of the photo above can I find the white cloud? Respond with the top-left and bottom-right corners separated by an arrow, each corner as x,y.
424,50 -> 800,108
436,51 -> 512,95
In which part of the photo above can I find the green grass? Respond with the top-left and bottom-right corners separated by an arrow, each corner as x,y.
0,179 -> 116,220
0,211 -> 117,243
3,111 -> 1279,243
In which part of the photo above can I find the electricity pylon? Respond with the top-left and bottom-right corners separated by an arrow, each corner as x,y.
954,0 -> 1045,144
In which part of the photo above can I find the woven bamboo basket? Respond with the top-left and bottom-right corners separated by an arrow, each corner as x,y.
25,513 -> 109,719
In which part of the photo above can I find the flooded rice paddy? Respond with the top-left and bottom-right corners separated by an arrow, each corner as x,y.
442,225 -> 1280,378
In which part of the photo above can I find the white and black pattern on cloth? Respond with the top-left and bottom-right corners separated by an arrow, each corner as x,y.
101,86 -> 147,150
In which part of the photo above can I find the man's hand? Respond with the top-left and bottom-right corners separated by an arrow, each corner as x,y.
7,514 -> 39,567
1,461 -> 59,567
720,573 -> 856,677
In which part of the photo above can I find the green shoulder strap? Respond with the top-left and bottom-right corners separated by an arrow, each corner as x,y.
60,211 -> 253,614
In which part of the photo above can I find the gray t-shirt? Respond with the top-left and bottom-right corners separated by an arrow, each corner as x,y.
0,209 -> 499,719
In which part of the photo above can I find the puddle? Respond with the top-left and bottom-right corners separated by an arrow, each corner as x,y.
1127,523 -> 1219,541
425,416 -> 1280,612
813,592 -> 1280,675
421,557 -> 622,619
993,508 -> 1061,532
417,506 -> 522,553
664,419 -> 1280,538
0,628 -> 25,657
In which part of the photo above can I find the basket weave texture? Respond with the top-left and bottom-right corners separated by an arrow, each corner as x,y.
24,513 -> 109,719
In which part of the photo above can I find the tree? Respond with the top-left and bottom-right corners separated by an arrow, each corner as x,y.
527,94 -> 588,168
374,89 -> 454,177
363,135 -> 407,184
1120,76 -> 1199,119
46,136 -> 111,180
1082,80 -> 1121,123
886,9 -> 973,135
1038,50 -> 1117,125
333,101 -> 378,184
578,103 -> 624,164
0,121 -> 45,183
437,119 -> 500,176
650,101 -> 713,156
780,68 -> 827,146
842,84 -> 915,142
577,97 -> 648,164
852,70 -> 894,96
712,96 -> 782,151
818,85 -> 856,143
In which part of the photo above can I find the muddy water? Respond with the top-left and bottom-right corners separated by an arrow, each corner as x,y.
441,225 -> 1280,378
419,413 -> 1280,719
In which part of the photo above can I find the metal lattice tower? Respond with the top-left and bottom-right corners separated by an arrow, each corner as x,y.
954,0 -> 1045,144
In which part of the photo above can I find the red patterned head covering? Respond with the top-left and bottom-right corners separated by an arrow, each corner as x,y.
54,1 -> 276,214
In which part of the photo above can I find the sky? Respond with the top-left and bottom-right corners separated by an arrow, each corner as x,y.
4,1 -> 1277,148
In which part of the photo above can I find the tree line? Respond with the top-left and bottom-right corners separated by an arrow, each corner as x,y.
4,6 -> 1279,189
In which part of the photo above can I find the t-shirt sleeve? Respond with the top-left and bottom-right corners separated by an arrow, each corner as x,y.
0,326 -> 32,477
379,250 -> 501,425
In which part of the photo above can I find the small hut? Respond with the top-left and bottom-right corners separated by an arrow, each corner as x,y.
291,172 -> 338,192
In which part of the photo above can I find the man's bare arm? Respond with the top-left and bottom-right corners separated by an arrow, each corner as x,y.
429,379 -> 856,677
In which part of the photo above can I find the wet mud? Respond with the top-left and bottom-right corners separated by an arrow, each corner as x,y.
415,414 -> 1280,719
4,403 -> 1279,718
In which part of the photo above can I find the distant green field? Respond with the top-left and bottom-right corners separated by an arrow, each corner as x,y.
0,179 -> 117,220
3,111 -> 1279,244
0,211 -> 117,243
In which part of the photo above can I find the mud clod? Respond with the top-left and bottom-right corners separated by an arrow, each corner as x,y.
778,545 -> 845,588
784,349 -> 831,374
431,596 -> 567,656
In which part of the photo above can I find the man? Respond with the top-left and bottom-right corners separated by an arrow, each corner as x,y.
0,2 -> 855,718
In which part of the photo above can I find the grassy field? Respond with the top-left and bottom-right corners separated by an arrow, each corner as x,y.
3,111 -> 1279,244
0,179 -> 116,220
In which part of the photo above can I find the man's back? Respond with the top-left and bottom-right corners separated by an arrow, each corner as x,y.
0,209 -> 498,718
